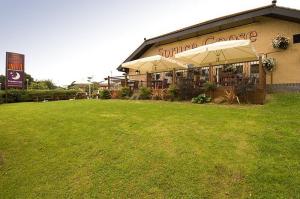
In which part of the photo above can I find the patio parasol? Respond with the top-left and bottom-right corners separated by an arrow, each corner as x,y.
122,55 -> 187,73
175,40 -> 258,67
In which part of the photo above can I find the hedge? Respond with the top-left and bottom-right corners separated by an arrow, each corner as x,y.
0,90 -> 78,104
99,89 -> 111,99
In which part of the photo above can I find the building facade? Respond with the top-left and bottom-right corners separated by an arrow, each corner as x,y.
119,4 -> 300,92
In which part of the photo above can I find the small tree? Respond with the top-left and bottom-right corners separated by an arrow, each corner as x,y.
0,75 -> 5,90
119,87 -> 132,99
139,87 -> 152,100
29,81 -> 49,90
167,85 -> 179,101
25,73 -> 34,89
99,89 -> 111,99
41,80 -> 57,90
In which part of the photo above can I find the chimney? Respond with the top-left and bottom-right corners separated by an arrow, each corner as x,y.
272,0 -> 277,6
144,38 -> 147,41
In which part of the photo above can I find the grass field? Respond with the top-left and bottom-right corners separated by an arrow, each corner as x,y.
0,94 -> 300,198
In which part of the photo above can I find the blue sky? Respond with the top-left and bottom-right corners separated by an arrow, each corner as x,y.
0,0 -> 299,85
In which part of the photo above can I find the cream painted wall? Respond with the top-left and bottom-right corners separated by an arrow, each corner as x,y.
132,17 -> 300,84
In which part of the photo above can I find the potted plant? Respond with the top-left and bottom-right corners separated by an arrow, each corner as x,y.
262,57 -> 276,73
203,82 -> 217,98
272,34 -> 290,50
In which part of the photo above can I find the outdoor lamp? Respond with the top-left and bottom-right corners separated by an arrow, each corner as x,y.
87,76 -> 93,99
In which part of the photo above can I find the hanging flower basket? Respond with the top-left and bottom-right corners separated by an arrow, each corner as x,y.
262,58 -> 276,72
272,34 -> 290,49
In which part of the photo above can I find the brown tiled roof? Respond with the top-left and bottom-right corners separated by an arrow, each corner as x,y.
118,4 -> 300,71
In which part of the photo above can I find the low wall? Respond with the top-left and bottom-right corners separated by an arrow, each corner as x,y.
267,83 -> 300,93
212,86 -> 266,104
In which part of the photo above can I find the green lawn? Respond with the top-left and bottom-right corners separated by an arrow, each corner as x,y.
0,94 -> 299,199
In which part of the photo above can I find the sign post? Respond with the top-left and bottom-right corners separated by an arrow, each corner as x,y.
5,52 -> 25,103
6,52 -> 25,89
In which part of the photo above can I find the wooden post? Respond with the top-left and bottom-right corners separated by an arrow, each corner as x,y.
145,73 -> 148,88
146,72 -> 151,88
124,75 -> 128,87
270,71 -> 273,93
258,56 -> 266,90
258,55 -> 266,104
172,68 -> 176,86
209,64 -> 213,83
107,76 -> 110,90
271,72 -> 273,85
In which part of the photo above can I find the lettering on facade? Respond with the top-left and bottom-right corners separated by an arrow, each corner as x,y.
158,30 -> 258,58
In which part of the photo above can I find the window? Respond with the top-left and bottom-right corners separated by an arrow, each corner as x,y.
236,65 -> 243,74
200,68 -> 209,81
293,34 -> 300,44
201,68 -> 209,76
250,64 -> 259,79
250,64 -> 259,74
155,73 -> 160,80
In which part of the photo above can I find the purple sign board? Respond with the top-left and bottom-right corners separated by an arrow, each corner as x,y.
6,52 -> 25,89
7,70 -> 24,88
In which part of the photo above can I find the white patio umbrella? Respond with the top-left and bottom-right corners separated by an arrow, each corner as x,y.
175,40 -> 258,67
122,55 -> 187,73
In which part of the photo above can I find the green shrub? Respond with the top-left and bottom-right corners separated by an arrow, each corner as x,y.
167,85 -> 179,101
92,92 -> 99,99
5,90 -> 24,103
99,89 -> 111,99
76,92 -> 87,99
0,91 -> 4,104
177,79 -> 196,100
0,89 -> 77,103
119,87 -> 132,99
138,87 -> 152,100
191,94 -> 211,104
27,90 -> 77,101
203,82 -> 217,92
